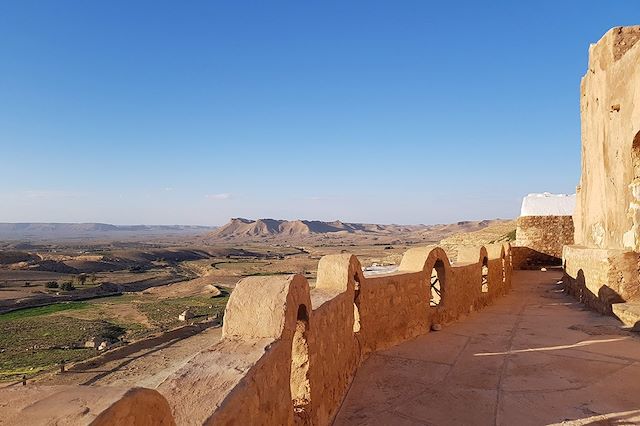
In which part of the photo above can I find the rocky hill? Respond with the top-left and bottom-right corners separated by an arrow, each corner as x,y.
209,217 -> 513,244
211,218 -> 422,238
439,219 -> 517,260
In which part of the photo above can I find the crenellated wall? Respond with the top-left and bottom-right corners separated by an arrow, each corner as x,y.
158,243 -> 513,425
0,243 -> 512,426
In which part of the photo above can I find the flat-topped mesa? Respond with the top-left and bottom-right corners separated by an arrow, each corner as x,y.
1,243 -> 513,426
209,217 -> 511,242
564,25 -> 640,316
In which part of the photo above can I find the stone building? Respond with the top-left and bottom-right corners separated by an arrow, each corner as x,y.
514,193 -> 575,268
564,26 -> 640,319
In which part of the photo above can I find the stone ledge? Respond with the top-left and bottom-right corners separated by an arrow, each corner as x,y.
612,302 -> 640,330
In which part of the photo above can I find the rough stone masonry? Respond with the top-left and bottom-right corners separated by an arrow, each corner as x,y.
564,26 -> 640,317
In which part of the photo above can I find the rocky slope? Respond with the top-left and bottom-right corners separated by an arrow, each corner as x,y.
209,217 -> 513,244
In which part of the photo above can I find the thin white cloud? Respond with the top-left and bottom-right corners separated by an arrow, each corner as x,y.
205,193 -> 233,200
22,190 -> 85,199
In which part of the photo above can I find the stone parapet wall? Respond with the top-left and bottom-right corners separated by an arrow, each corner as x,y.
516,215 -> 574,259
0,386 -> 175,426
563,245 -> 640,314
0,243 -> 513,425
158,243 -> 513,425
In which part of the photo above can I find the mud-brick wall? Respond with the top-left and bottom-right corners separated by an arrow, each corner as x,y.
516,215 -> 574,259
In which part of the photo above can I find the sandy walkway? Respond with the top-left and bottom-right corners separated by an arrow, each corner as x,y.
335,270 -> 640,425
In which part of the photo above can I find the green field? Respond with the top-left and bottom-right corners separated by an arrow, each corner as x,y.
0,314 -> 124,378
0,302 -> 90,321
137,294 -> 229,329
0,294 -> 229,381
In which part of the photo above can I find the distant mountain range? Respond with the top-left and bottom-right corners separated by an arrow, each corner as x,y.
0,219 -> 513,245
209,217 -> 509,243
0,223 -> 216,240
210,218 -> 423,238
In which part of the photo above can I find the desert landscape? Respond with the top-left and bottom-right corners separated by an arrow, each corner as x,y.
2,3 -> 640,425
0,218 -> 514,384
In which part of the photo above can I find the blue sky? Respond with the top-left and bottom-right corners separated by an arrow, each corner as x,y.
0,1 -> 637,225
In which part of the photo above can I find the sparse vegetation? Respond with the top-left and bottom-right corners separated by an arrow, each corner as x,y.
45,281 -> 59,289
137,295 -> 228,329
0,303 -> 89,321
60,282 -> 75,291
0,313 -> 124,379
0,219 -> 512,383
76,274 -> 87,286
0,292 -> 230,380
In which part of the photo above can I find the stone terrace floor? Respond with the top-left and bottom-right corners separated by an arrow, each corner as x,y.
334,270 -> 640,426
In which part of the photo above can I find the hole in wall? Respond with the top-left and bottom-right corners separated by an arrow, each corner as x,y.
430,260 -> 445,307
353,273 -> 361,333
481,257 -> 489,293
291,305 -> 311,421
501,254 -> 506,284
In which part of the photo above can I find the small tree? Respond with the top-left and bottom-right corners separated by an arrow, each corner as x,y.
45,281 -> 59,289
60,282 -> 75,291
76,274 -> 87,286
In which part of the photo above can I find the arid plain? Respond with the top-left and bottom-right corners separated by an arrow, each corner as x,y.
0,218 -> 514,386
